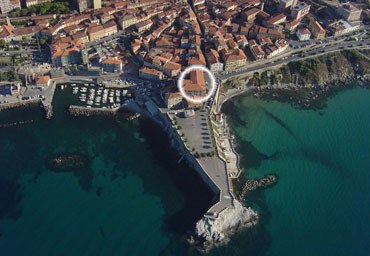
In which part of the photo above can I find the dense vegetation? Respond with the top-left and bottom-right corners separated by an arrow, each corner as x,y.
248,50 -> 369,87
9,1 -> 70,17
0,71 -> 20,81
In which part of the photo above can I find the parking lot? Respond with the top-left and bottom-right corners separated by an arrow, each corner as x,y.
171,108 -> 216,156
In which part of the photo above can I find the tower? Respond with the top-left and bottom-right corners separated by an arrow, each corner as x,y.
0,0 -> 12,14
92,0 -> 101,9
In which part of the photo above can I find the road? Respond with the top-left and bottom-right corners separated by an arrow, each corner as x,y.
216,37 -> 370,81
84,31 -> 128,49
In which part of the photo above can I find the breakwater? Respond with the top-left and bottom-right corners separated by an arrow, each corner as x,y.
68,105 -> 118,117
0,119 -> 34,128
237,174 -> 278,200
124,99 -> 258,251
0,99 -> 40,112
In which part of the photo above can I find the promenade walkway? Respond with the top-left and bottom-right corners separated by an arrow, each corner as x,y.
197,157 -> 234,216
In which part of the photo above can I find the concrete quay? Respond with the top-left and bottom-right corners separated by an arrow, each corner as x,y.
125,97 -> 238,221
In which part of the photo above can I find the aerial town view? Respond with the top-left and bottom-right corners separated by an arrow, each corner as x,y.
0,0 -> 369,255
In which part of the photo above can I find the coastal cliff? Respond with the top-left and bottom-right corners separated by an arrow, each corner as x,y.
223,50 -> 370,109
283,50 -> 368,87
249,50 -> 369,88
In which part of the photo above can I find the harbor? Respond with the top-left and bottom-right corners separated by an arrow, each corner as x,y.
0,73 -> 257,250
60,83 -> 129,109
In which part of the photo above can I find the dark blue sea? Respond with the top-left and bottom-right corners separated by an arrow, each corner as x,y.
0,86 -> 369,255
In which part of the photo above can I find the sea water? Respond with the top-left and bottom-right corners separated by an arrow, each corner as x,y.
0,86 -> 369,256
220,86 -> 370,256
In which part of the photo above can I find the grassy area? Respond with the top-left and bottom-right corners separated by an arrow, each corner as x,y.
9,1 -> 70,17
0,56 -> 12,65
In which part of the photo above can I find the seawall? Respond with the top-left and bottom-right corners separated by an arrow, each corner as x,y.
68,105 -> 118,117
124,99 -> 258,250
0,99 -> 40,112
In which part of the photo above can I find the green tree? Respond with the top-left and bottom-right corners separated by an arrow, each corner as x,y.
7,70 -> 19,81
0,72 -> 7,81
0,39 -> 6,48
22,36 -> 29,45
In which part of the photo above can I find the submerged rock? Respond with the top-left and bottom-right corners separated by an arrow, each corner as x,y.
45,153 -> 93,191
46,153 -> 91,171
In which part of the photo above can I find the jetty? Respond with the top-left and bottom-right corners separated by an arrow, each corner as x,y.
124,82 -> 257,248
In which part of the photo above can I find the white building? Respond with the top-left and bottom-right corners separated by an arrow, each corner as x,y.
296,28 -> 311,41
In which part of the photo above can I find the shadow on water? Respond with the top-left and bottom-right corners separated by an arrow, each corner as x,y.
222,100 -> 278,171
222,100 -> 247,127
237,139 -> 271,171
259,106 -> 299,142
137,118 -> 215,235
0,178 -> 24,220
301,147 -> 348,177
227,98 -> 347,177
0,106 -> 46,221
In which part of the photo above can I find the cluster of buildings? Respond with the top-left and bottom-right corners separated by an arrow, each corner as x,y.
0,0 -> 367,107
0,0 -> 54,14
0,0 -> 20,14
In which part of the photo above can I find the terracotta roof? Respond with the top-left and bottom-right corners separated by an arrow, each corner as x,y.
224,49 -> 247,61
102,56 -> 122,65
183,70 -> 207,92
140,67 -> 163,76
166,92 -> 182,99
36,75 -> 50,85
163,61 -> 181,71
190,69 -> 205,86
298,28 -> 311,35
266,13 -> 286,25
13,26 -> 40,36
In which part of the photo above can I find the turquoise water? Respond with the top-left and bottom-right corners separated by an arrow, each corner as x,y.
0,86 -> 369,255
223,86 -> 370,256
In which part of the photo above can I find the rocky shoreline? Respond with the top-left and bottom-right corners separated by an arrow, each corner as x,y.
237,174 -> 278,200
43,104 -> 53,119
189,200 -> 259,253
0,99 -> 40,112
249,76 -> 370,110
68,105 -> 118,117
207,50 -> 370,252
221,50 -> 370,110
